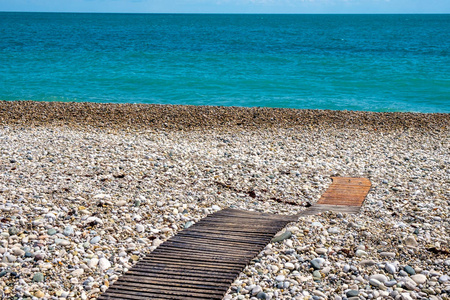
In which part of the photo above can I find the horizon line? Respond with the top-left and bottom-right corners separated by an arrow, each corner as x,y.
1,11 -> 450,15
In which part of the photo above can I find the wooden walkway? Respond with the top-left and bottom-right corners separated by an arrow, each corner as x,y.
98,177 -> 371,300
304,177 -> 372,215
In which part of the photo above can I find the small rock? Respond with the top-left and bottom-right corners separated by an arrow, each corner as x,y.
99,257 -> 111,271
257,292 -> 270,299
361,259 -> 376,266
411,274 -> 427,284
285,262 -> 295,270
379,252 -> 396,258
63,226 -> 74,236
385,280 -> 397,287
346,290 -> 359,297
94,194 -> 111,199
184,221 -> 194,229
315,247 -> 327,254
311,222 -> 323,227
369,278 -> 382,287
404,236 -> 418,248
90,236 -> 101,244
328,227 -> 340,234
403,278 -> 417,290
313,290 -> 327,298
355,249 -> 367,257
251,285 -> 262,295
34,290 -> 45,298
47,228 -> 57,235
88,258 -> 99,269
135,224 -> 145,233
275,275 -> 285,282
385,263 -> 396,274
152,238 -> 163,247
11,247 -> 25,257
439,275 -> 449,283
370,274 -> 388,283
404,265 -> 416,275
71,269 -> 84,277
116,200 -> 127,207
33,272 -> 45,282
311,260 -> 321,270
271,229 -> 291,242
8,226 -> 19,236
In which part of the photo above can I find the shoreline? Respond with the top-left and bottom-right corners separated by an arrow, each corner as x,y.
1,100 -> 449,132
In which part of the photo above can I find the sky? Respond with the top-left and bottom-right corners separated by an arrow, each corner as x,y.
0,0 -> 449,14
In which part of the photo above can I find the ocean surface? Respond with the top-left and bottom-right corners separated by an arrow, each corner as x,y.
0,12 -> 449,113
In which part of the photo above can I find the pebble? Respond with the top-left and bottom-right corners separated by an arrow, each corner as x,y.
315,247 -> 327,254
311,260 -> 321,270
99,257 -> 111,271
385,280 -> 397,287
355,249 -> 368,257
34,290 -> 45,298
346,290 -> 359,297
88,258 -> 99,269
379,252 -> 396,258
90,236 -> 101,244
404,236 -> 418,248
385,263 -> 396,274
71,269 -> 84,277
369,278 -> 383,287
411,274 -> 427,284
63,225 -> 74,236
47,228 -> 57,235
11,247 -> 25,257
361,259 -> 376,266
135,224 -> 145,233
56,238 -> 70,246
370,274 -> 388,283
328,227 -> 340,234
251,285 -> 262,295
33,272 -> 45,282
256,291 -> 270,299
8,226 -> 19,236
271,229 -> 292,242
285,262 -> 295,270
404,265 -> 416,275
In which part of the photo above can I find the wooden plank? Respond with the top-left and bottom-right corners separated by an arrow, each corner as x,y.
315,177 -> 371,208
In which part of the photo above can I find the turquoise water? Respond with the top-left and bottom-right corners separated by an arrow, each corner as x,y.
0,12 -> 449,113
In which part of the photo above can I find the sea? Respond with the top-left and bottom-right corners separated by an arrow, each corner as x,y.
0,12 -> 449,113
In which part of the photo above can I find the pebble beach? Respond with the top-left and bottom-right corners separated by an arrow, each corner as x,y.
0,101 -> 449,300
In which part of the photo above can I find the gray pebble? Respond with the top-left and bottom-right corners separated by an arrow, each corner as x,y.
257,292 -> 271,299
346,290 -> 359,297
404,265 -> 416,275
47,228 -> 57,235
311,260 -> 321,270
32,272 -> 44,282
8,226 -> 19,236
63,225 -> 74,236
90,236 -> 101,244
